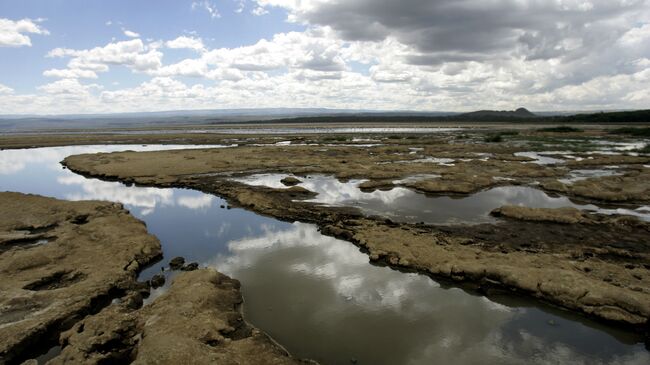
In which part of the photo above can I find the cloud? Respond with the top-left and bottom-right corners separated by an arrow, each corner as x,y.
165,36 -> 205,52
43,68 -> 99,79
123,29 -> 140,38
37,78 -> 102,96
192,1 -> 221,19
0,18 -> 49,47
47,39 -> 163,74
3,1 -> 650,114
252,6 -> 269,16
0,83 -> 13,94
258,0 -> 648,61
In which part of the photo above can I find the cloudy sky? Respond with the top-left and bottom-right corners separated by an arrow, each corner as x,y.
0,0 -> 649,114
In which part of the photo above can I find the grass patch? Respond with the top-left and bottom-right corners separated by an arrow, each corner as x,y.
538,126 -> 583,133
609,127 -> 650,137
499,130 -> 520,136
387,135 -> 402,139
323,136 -> 348,142
484,134 -> 504,143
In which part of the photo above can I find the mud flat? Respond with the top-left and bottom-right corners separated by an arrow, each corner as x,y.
0,193 -> 308,364
61,136 -> 650,341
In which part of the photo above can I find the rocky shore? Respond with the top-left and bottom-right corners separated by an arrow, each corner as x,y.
0,193 -> 311,364
60,140 -> 650,341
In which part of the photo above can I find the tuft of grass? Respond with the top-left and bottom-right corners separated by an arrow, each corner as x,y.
538,126 -> 583,133
484,134 -> 504,143
609,127 -> 650,137
499,130 -> 520,136
323,135 -> 348,142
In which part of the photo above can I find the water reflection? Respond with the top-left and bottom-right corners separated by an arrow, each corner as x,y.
210,223 -> 649,365
0,145 -> 224,215
233,174 -> 650,223
1,146 -> 648,364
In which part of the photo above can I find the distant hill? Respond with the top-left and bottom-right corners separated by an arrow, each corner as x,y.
458,108 -> 537,119
0,108 -> 648,133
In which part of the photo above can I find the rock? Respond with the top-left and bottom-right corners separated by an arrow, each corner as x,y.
51,269 -> 310,365
281,176 -> 301,186
491,206 -> 585,224
169,256 -> 185,270
0,192 -> 162,364
150,274 -> 166,289
124,292 -> 144,310
181,262 -> 199,271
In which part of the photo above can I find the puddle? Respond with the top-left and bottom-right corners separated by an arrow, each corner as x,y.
1,146 -> 649,364
515,152 -> 565,165
559,169 -> 623,185
232,174 -> 650,223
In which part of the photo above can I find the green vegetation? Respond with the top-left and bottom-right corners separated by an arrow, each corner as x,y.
609,127 -> 650,137
538,126 -> 583,133
323,135 -> 348,142
484,134 -> 504,143
499,130 -> 519,136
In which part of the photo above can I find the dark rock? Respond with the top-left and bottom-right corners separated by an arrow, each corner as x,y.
169,256 -> 185,270
181,262 -> 199,271
124,292 -> 144,310
150,274 -> 165,289
280,176 -> 301,186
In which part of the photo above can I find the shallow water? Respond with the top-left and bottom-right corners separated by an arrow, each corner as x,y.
1,146 -> 649,364
3,127 -> 461,136
232,174 -> 650,223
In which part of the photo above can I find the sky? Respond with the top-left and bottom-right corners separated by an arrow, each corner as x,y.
0,0 -> 649,115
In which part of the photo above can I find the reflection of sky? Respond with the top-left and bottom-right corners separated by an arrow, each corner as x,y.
0,145 -> 224,216
233,174 -> 650,223
208,223 -> 649,365
2,146 -> 649,364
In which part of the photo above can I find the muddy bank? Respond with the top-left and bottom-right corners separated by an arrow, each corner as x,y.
61,147 -> 650,340
48,269 -> 312,364
0,193 -> 310,364
0,192 -> 161,363
61,141 -> 650,203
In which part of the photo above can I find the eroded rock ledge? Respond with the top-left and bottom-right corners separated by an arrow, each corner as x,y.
1,193 -> 313,364
49,269 -> 312,365
0,192 -> 162,364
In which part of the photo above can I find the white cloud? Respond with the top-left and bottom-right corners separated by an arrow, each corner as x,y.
37,78 -> 102,96
192,1 -> 221,19
123,29 -> 140,38
43,68 -> 98,79
165,36 -> 205,52
3,1 -> 650,114
252,6 -> 269,16
0,83 -> 13,94
234,0 -> 246,13
47,39 -> 163,73
0,18 -> 49,47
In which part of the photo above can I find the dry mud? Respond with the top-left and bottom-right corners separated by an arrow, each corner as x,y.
0,193 -> 309,364
58,133 -> 650,342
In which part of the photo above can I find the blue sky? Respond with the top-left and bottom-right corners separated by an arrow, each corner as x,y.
0,0 -> 302,92
0,0 -> 649,114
